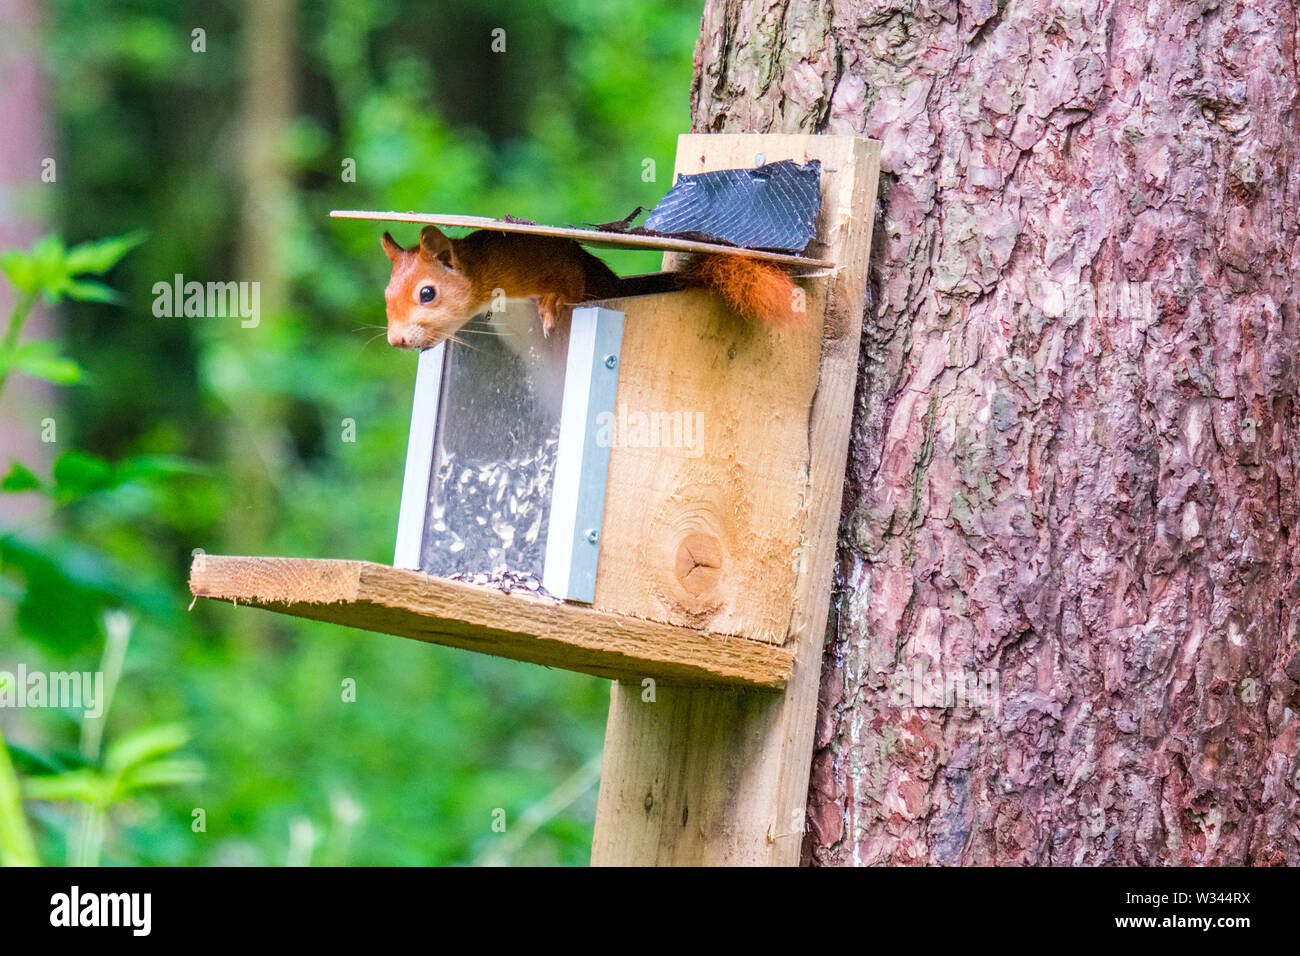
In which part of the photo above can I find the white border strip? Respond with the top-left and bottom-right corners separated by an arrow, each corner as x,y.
543,312 -> 598,597
543,307 -> 625,603
393,343 -> 446,569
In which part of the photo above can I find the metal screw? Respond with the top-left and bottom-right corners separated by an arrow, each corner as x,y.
754,152 -> 766,166
586,528 -> 600,544
728,347 -> 736,360
604,354 -> 618,369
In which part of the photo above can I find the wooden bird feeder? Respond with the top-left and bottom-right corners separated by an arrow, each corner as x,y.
190,134 -> 881,864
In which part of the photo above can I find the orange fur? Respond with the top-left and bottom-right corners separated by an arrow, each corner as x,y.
382,227 -> 803,351
676,253 -> 802,327
382,226 -> 622,349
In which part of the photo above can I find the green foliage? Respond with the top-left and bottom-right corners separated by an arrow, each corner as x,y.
0,227 -> 204,866
0,723 -> 39,866
24,723 -> 202,806
1,0 -> 701,866
0,341 -> 82,387
0,232 -> 144,305
0,231 -> 145,394
4,451 -> 205,506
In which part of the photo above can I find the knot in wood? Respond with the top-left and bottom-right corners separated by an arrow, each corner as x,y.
675,532 -> 723,595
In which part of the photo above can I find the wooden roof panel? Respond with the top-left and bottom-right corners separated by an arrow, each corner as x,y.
330,210 -> 835,269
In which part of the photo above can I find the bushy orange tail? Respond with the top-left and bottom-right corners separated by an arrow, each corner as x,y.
676,253 -> 802,327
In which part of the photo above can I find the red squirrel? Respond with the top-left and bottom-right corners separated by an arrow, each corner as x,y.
382,224 -> 801,349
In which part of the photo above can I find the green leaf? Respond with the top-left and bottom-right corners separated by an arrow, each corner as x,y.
28,234 -> 65,265
0,725 -> 40,866
3,742 -> 83,776
1,462 -> 43,494
43,451 -> 206,504
51,451 -> 116,498
63,279 -> 123,305
24,236 -> 69,304
0,534 -> 174,654
1,232 -> 140,306
104,723 -> 189,774
118,757 -> 204,793
22,768 -> 109,805
63,231 -> 147,275
1,341 -> 83,385
0,250 -> 38,295
116,454 -> 211,481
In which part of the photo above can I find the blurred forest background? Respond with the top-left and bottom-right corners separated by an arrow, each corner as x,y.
0,0 -> 700,865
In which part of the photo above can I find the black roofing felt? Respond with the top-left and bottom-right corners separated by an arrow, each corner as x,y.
643,160 -> 822,254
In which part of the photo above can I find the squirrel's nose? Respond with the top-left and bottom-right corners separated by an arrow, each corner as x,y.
387,326 -> 408,348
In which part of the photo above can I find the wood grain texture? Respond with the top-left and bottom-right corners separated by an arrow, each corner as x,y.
591,134 -> 879,865
591,288 -> 821,644
189,555 -> 792,689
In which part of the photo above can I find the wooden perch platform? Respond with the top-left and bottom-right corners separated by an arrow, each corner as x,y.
329,211 -> 834,270
189,555 -> 793,689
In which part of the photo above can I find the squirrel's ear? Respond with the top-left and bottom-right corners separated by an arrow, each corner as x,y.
419,225 -> 456,269
381,232 -> 404,262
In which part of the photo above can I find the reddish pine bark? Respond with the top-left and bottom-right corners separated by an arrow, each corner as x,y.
692,0 -> 1300,865
0,0 -> 55,525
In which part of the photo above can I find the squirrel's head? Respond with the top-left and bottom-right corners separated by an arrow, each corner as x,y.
381,225 -> 478,349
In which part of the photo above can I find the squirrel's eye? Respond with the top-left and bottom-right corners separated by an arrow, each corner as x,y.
419,285 -> 437,304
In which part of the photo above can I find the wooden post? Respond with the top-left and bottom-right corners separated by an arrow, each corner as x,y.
590,134 -> 879,865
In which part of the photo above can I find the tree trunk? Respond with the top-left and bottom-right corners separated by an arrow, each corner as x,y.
692,0 -> 1300,865
0,0 -> 54,526
222,0 -> 296,641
